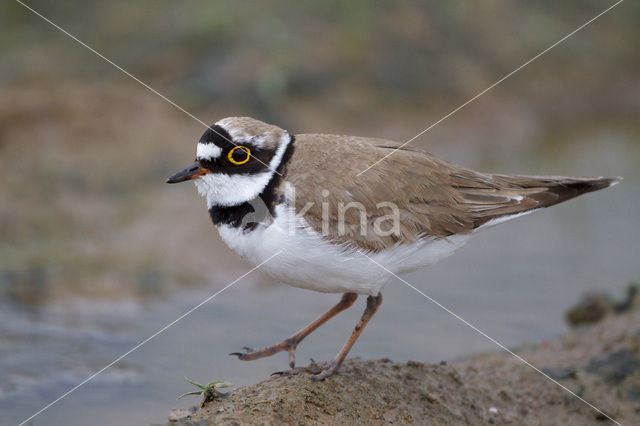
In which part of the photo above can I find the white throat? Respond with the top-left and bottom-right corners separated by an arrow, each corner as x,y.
194,131 -> 291,208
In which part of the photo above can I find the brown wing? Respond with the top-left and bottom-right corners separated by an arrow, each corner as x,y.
284,133 -> 619,252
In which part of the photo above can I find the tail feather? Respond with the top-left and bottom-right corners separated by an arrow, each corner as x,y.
459,175 -> 622,229
503,174 -> 621,204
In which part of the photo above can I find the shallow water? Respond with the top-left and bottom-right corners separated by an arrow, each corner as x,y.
1,143 -> 638,426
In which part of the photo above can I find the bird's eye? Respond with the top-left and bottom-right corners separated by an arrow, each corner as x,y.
228,146 -> 251,165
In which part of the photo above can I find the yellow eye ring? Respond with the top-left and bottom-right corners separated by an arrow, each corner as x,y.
228,146 -> 251,165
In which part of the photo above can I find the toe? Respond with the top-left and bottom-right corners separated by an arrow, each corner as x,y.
312,372 -> 331,381
311,361 -> 339,381
311,373 -> 326,381
272,367 -> 307,377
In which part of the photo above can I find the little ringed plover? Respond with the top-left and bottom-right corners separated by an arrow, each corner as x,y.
167,116 -> 620,380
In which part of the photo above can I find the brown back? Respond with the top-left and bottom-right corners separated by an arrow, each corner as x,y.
284,133 -> 619,252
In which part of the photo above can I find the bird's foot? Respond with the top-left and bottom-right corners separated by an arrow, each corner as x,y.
270,367 -> 308,377
230,339 -> 297,367
311,360 -> 341,381
228,346 -> 257,360
271,359 -> 324,377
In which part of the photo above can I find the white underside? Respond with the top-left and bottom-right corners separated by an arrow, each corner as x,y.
217,204 -> 476,296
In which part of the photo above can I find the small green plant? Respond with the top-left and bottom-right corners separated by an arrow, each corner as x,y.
178,377 -> 234,408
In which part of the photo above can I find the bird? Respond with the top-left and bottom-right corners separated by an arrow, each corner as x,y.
167,116 -> 620,381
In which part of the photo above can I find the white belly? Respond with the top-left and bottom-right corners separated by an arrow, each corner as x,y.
217,204 -> 470,296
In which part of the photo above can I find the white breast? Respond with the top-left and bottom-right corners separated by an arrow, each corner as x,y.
217,204 -> 471,296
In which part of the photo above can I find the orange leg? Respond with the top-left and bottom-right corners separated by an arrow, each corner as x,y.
230,292 -> 358,369
312,293 -> 382,381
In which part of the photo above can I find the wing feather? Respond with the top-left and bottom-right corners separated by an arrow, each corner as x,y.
284,134 -> 618,252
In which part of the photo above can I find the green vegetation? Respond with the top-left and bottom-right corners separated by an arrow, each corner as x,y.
178,377 -> 233,408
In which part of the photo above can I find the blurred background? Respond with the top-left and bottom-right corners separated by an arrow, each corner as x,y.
1,1 -> 638,424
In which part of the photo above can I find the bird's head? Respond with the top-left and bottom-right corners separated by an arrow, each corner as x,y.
167,117 -> 292,208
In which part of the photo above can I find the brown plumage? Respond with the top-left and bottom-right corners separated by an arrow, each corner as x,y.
284,133 -> 620,252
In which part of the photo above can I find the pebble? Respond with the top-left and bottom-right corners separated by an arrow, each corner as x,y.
168,408 -> 193,422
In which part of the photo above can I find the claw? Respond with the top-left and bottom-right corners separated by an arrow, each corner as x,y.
230,346 -> 254,358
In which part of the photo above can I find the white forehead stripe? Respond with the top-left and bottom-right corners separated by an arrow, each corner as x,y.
197,143 -> 223,160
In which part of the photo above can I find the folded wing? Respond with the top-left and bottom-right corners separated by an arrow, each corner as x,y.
286,134 -> 620,252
